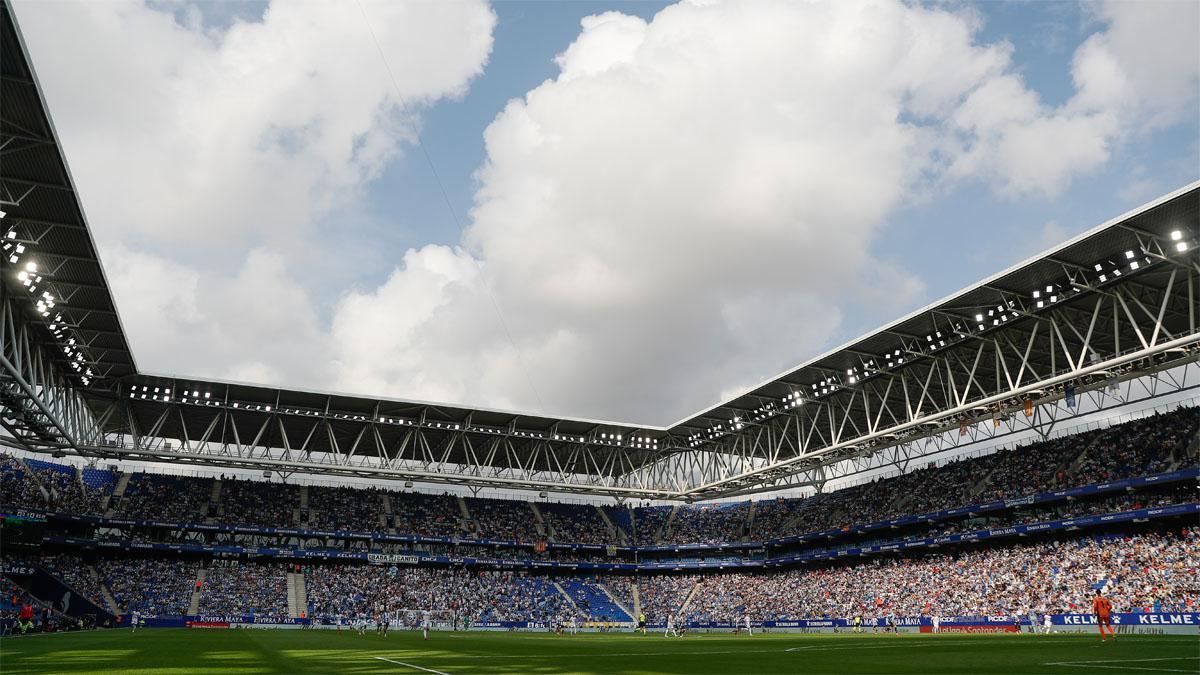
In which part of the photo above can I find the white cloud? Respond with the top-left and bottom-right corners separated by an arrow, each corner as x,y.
13,0 -> 496,251
14,0 -> 1198,426
12,0 -> 495,386
1071,0 -> 1200,130
946,0 -> 1198,198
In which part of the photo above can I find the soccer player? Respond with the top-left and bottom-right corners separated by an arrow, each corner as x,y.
380,610 -> 389,637
421,612 -> 430,641
568,614 -> 578,635
1042,612 -> 1053,634
638,612 -> 647,635
665,614 -> 680,638
931,615 -> 940,633
1092,590 -> 1115,642
130,610 -> 140,633
743,612 -> 752,636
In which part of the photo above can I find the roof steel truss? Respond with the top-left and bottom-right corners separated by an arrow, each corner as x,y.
664,260 -> 1199,500
77,394 -> 678,499
0,284 -> 101,450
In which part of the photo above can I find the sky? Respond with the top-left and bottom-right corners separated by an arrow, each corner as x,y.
12,0 -> 1199,427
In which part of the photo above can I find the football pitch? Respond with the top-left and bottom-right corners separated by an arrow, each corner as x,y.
1,629 -> 1197,674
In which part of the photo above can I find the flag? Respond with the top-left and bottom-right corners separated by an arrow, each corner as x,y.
959,420 -> 968,437
1065,385 -> 1076,408
992,411 -> 1000,428
1107,374 -> 1119,392
1024,399 -> 1033,417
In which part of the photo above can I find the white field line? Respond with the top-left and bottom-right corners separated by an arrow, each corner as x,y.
379,636 -> 1145,661
1043,656 -> 1200,673
374,655 -> 452,675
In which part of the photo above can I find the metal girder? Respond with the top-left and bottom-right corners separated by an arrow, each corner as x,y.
77,400 -> 678,498
6,230 -> 1198,500
675,359 -> 1200,501
662,256 -> 1200,500
0,285 -> 101,449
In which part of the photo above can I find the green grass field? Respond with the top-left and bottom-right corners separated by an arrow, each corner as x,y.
1,629 -> 1197,674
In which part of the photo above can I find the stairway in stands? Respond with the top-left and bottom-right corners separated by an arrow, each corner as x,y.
188,569 -> 206,615
286,571 -> 307,618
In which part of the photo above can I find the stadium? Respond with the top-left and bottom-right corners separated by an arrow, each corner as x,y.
1,1 -> 1198,673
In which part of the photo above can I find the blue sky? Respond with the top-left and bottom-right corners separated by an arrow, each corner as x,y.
15,0 -> 1199,424
347,1 -> 674,289
339,0 -> 1199,340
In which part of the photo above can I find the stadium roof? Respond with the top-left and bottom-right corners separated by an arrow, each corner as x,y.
669,182 -> 1200,436
2,0 -> 1198,499
0,2 -> 137,383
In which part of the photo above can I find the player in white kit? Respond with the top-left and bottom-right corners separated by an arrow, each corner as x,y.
665,614 -> 681,637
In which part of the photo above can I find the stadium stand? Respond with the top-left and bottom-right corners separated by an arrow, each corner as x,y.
676,530 -> 1198,622
219,479 -> 299,528
539,502 -> 611,544
560,578 -> 632,621
390,492 -> 462,537
0,455 -> 42,509
114,473 -> 212,522
0,405 -> 1195,549
305,484 -> 386,532
97,558 -> 201,616
38,552 -> 107,610
632,506 -> 672,545
198,563 -> 289,617
465,496 -> 541,541
0,405 -> 1195,632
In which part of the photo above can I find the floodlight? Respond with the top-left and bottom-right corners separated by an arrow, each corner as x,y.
24,261 -> 36,272
1124,250 -> 1134,259
1177,241 -> 1189,252
1170,230 -> 1182,240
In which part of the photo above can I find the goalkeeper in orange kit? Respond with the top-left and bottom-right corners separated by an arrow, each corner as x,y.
1092,590 -> 1115,642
